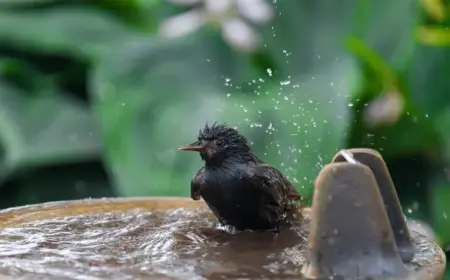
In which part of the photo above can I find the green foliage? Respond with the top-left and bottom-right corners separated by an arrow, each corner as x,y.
0,79 -> 100,180
0,6 -> 132,59
0,1 -> 450,275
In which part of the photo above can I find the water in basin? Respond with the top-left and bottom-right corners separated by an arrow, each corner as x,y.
0,206 -> 308,279
0,205 -> 442,280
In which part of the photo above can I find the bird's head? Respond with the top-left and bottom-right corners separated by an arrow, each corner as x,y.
178,123 -> 253,164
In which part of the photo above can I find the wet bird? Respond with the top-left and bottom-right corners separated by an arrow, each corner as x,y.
178,123 -> 302,234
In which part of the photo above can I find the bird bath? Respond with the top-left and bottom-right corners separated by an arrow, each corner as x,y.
0,148 -> 445,280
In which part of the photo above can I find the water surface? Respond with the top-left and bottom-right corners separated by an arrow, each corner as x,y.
0,207 -> 308,279
0,206 -> 443,280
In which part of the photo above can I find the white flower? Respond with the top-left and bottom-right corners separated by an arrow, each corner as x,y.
235,0 -> 273,24
159,0 -> 274,52
159,9 -> 207,38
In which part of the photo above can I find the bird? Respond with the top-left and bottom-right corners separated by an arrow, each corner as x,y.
178,122 -> 302,234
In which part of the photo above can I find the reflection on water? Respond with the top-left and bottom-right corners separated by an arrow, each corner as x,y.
0,207 -> 309,279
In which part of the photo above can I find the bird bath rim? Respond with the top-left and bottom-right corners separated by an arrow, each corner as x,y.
0,196 -> 445,280
0,197 -> 214,228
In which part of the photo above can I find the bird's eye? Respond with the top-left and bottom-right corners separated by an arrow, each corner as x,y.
216,140 -> 223,146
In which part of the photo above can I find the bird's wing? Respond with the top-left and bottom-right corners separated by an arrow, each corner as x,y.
251,163 -> 302,209
190,167 -> 204,200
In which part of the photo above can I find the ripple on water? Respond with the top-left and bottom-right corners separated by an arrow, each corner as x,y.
0,207 -> 309,280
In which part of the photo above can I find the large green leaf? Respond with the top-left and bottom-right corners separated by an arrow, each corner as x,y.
0,81 -> 101,181
407,45 -> 450,120
0,6 -> 132,60
91,36 -> 233,196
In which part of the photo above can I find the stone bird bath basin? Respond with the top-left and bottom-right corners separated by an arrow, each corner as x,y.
0,148 -> 445,279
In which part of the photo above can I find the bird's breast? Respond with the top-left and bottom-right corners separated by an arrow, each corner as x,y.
203,168 -> 245,197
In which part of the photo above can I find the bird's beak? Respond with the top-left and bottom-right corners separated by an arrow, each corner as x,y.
178,141 -> 203,152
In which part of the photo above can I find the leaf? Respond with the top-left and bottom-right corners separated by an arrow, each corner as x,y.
0,6 -> 132,60
419,0 -> 447,22
91,36 -> 232,196
417,26 -> 450,46
0,80 -> 102,182
345,36 -> 398,89
407,40 -> 450,121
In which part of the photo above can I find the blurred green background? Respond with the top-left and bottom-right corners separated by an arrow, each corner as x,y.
0,0 -> 449,277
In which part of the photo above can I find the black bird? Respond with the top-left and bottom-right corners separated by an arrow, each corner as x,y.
178,123 -> 302,233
